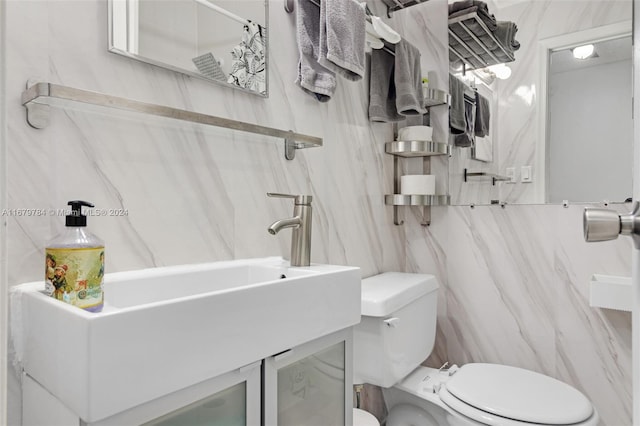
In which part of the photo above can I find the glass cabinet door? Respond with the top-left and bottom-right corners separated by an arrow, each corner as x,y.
264,329 -> 353,426
144,382 -> 247,426
96,361 -> 261,426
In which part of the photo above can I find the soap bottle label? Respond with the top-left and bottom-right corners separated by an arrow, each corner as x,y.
45,247 -> 104,312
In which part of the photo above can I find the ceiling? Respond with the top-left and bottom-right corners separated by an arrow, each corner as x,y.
550,35 -> 632,75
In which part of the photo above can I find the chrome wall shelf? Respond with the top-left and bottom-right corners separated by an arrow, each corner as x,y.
386,136 -> 450,226
448,11 -> 515,71
386,140 -> 450,157
383,85 -> 450,225
21,82 -> 322,160
385,194 -> 450,206
423,88 -> 450,108
464,169 -> 510,186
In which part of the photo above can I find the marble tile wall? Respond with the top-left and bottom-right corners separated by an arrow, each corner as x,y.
5,0 -> 408,284
410,203 -> 632,425
2,0 -> 634,425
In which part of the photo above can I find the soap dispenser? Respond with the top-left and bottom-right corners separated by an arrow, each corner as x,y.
45,200 -> 105,312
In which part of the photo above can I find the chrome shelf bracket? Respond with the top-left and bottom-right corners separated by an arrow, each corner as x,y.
284,136 -> 296,161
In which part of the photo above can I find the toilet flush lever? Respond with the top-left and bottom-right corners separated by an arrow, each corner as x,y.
584,202 -> 640,248
384,317 -> 400,328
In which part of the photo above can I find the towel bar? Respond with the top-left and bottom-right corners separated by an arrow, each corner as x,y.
464,169 -> 510,186
21,81 -> 322,160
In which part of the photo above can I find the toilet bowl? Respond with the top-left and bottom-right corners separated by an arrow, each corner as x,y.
354,408 -> 380,426
353,273 -> 599,426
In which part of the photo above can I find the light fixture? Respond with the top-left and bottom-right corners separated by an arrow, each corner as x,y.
487,63 -> 512,80
572,44 -> 595,59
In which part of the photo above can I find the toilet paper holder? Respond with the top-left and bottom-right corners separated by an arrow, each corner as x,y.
384,125 -> 450,226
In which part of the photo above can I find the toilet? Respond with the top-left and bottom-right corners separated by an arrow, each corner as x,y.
353,272 -> 599,426
353,408 -> 380,426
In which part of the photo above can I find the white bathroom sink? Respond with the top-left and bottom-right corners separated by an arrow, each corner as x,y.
12,257 -> 361,422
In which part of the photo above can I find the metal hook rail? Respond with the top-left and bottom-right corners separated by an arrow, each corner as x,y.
21,82 -> 322,160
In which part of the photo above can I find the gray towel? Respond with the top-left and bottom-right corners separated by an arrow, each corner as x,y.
318,0 -> 366,81
494,21 -> 520,52
474,92 -> 490,137
295,0 -> 336,102
394,39 -> 426,116
468,21 -> 519,64
454,96 -> 475,147
449,74 -> 466,133
369,49 -> 404,122
449,0 -> 473,14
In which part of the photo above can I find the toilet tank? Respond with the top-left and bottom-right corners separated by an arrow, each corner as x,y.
353,272 -> 439,388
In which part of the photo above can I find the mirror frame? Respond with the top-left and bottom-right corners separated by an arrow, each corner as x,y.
107,0 -> 270,98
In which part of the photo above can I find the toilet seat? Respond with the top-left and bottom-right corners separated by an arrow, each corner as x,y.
440,386 -> 598,426
439,364 -> 598,426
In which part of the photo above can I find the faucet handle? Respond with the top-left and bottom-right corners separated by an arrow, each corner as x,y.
267,193 -> 312,205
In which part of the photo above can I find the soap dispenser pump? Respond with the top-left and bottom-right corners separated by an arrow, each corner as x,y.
45,200 -> 105,312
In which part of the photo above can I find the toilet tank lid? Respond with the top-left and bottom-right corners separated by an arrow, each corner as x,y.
361,272 -> 438,317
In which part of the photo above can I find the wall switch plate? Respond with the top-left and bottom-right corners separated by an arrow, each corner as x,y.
521,165 -> 532,182
506,167 -> 516,183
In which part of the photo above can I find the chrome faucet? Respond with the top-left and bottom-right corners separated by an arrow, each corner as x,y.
267,193 -> 312,267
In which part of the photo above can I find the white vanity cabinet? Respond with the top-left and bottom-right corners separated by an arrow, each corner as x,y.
22,328 -> 353,426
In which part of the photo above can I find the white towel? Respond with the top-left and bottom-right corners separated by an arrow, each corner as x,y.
295,0 -> 336,101
318,0 -> 366,81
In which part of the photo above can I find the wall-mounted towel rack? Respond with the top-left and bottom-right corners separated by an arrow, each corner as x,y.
449,11 -> 515,71
21,82 -> 322,160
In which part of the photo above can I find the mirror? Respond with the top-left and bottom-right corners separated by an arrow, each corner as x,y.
108,0 -> 268,97
448,0 -> 632,205
547,34 -> 632,204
